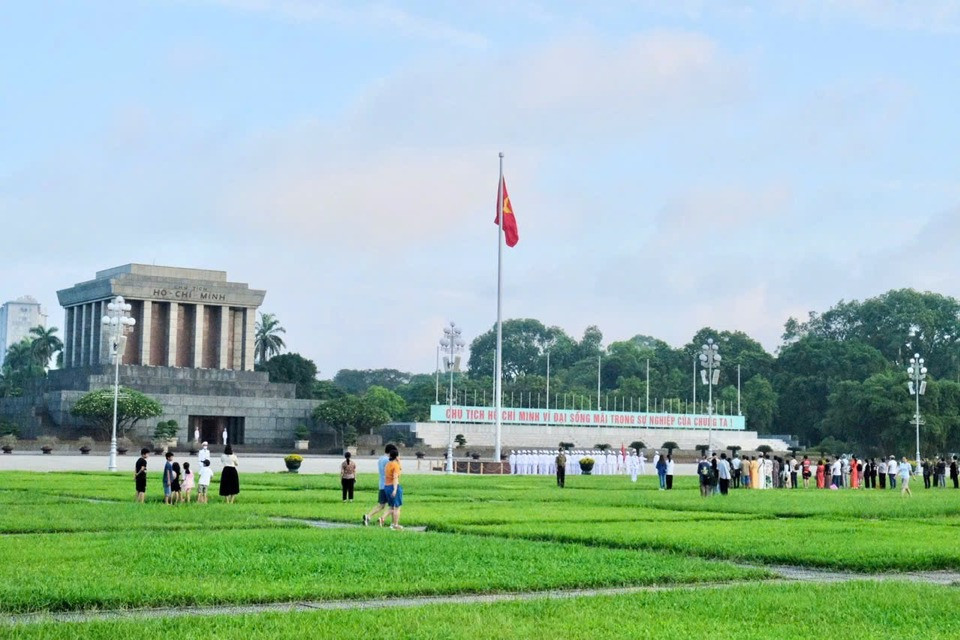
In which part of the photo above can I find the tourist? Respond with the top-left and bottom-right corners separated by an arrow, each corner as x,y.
655,453 -> 667,490
951,456 -> 959,489
840,455 -> 850,488
385,448 -> 403,530
763,454 -> 774,489
197,459 -> 213,504
899,457 -> 912,497
830,457 -> 841,489
888,456 -> 898,489
697,453 -> 712,497
170,461 -> 182,503
198,441 -> 210,468
936,457 -> 947,488
363,444 -> 397,526
801,455 -> 811,489
135,448 -> 149,503
850,456 -> 859,489
749,455 -> 760,490
341,451 -> 356,502
710,453 -> 720,494
878,457 -> 887,489
219,445 -> 240,504
815,459 -> 824,489
555,449 -> 566,488
162,451 -> 175,504
731,453 -> 742,489
665,454 -> 675,490
181,462 -> 194,503
717,453 -> 731,495
922,458 -> 933,489
789,454 -> 798,489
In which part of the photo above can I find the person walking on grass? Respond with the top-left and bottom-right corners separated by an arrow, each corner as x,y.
197,459 -> 213,504
363,444 -> 398,526
888,455 -> 898,489
665,454 -> 675,490
341,451 -> 357,502
135,448 -> 149,503
697,453 -> 712,498
899,457 -> 913,497
656,453 -> 667,490
181,462 -> 194,503
555,449 -> 567,488
162,452 -> 175,504
219,445 -> 240,504
385,449 -> 404,530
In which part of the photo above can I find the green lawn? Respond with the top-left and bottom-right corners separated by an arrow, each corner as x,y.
2,469 -> 959,631
7,582 -> 960,639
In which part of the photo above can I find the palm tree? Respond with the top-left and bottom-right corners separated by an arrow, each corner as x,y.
29,326 -> 63,369
3,340 -> 36,372
255,313 -> 286,364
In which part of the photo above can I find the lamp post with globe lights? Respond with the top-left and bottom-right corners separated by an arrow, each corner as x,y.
101,296 -> 136,472
907,353 -> 927,472
699,338 -> 721,452
440,322 -> 465,474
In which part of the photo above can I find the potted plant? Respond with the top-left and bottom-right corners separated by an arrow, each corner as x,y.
579,456 -> 595,475
78,436 -> 94,455
415,451 -> 425,459
154,420 -> 178,448
294,424 -> 310,451
151,440 -> 166,455
471,452 -> 481,460
116,437 -> 132,455
284,454 -> 303,473
39,436 -> 58,454
0,434 -> 16,454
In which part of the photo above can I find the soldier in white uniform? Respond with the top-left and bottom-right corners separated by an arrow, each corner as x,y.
606,450 -> 616,476
508,450 -> 517,474
628,451 -> 639,482
639,451 -> 647,475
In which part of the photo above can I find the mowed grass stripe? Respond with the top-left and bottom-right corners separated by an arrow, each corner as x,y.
6,582 -> 960,639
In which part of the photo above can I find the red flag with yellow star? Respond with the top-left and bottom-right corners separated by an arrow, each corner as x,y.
495,176 -> 519,247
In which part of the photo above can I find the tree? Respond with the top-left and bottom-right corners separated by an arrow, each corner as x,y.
333,369 -> 411,393
28,326 -> 63,369
314,395 -> 390,450
364,386 -> 407,421
661,441 -> 678,455
629,440 -> 645,453
595,443 -> 611,450
742,375 -> 778,433
727,445 -> 742,457
454,434 -> 466,448
756,444 -> 773,454
695,444 -> 710,456
313,380 -> 346,401
260,353 -> 317,399
70,387 -> 163,438
254,312 -> 286,364
467,319 -> 576,380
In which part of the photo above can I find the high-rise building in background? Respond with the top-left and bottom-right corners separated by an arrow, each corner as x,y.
0,296 -> 47,368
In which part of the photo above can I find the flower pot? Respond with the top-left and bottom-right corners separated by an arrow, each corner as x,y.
295,439 -> 309,451
285,461 -> 301,473
41,446 -> 53,454
471,453 -> 481,460
2,446 -> 12,454
80,447 -> 91,455
579,462 -> 594,474
117,448 -> 128,455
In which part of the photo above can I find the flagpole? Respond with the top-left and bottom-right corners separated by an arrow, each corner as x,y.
494,152 -> 504,463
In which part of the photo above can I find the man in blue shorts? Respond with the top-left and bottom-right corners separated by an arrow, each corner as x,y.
363,443 -> 398,526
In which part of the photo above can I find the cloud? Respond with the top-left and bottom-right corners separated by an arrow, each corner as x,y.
201,0 -> 489,47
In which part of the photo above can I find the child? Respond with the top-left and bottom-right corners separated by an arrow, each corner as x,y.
181,462 -> 194,503
170,461 -> 182,504
198,458 -> 213,504
162,451 -> 175,504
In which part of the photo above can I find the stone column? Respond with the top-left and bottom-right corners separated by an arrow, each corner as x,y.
63,307 -> 73,368
140,300 -> 152,366
242,307 -> 256,371
88,302 -> 98,366
80,304 -> 89,366
218,305 -> 230,369
193,304 -> 205,368
167,302 -> 179,367
232,310 -> 243,370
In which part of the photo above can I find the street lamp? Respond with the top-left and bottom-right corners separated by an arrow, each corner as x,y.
440,322 -> 465,474
698,338 -> 721,452
907,353 -> 927,472
101,296 -> 136,472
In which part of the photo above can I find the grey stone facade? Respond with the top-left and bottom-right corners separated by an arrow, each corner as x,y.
1,265 -> 321,447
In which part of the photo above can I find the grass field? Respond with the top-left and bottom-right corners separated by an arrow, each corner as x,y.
2,469 -> 959,637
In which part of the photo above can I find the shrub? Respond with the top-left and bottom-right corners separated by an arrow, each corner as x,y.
0,419 -> 19,437
629,440 -> 645,453
0,434 -> 17,449
454,434 -> 466,448
558,442 -> 574,450
662,441 -> 679,455
78,436 -> 95,449
294,424 -> 309,440
757,445 -> 774,454
38,435 -> 58,449
154,420 -> 177,440
116,436 -> 133,451
595,443 -> 611,450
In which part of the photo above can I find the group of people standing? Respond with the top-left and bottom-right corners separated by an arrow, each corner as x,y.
511,448 -> 647,479
133,441 -> 239,503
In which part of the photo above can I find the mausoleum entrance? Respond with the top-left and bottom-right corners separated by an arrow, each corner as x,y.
189,415 -> 245,445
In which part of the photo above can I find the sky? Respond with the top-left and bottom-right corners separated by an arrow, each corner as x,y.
2,0 -> 960,376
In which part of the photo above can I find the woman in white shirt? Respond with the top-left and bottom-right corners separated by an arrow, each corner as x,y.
665,455 -> 675,490
219,445 -> 240,503
898,457 -> 912,496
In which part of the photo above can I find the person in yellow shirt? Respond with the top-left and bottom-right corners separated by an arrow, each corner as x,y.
384,450 -> 404,530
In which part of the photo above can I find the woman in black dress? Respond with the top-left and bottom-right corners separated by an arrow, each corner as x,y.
219,445 -> 240,503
